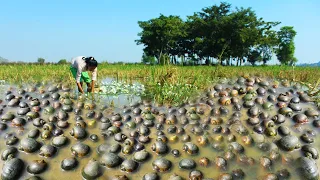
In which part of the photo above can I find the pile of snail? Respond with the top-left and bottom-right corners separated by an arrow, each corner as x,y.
0,77 -> 319,180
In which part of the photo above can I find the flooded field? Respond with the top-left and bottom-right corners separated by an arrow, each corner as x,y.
0,77 -> 319,180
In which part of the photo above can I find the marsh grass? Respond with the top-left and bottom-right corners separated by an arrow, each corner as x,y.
0,63 -> 319,105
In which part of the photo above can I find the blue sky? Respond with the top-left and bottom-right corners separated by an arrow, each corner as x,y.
0,0 -> 319,64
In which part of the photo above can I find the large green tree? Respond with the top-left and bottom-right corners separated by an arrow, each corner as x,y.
136,14 -> 186,64
276,26 -> 297,65
228,7 -> 280,66
228,7 -> 263,66
135,2 -> 286,66
257,29 -> 279,65
194,2 -> 233,64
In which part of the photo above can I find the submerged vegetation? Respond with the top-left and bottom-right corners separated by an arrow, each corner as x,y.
0,63 -> 319,105
99,80 -> 145,96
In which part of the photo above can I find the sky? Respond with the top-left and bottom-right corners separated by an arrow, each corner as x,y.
0,0 -> 319,64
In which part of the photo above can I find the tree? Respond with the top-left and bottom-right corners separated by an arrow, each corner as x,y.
228,7 -> 279,66
184,3 -> 279,66
159,54 -> 170,65
135,2 -> 285,66
247,49 -> 262,66
0,56 -> 9,64
277,41 -> 296,65
193,2 -> 233,64
141,53 -> 156,64
227,7 -> 262,66
37,57 -> 45,64
136,14 -> 186,64
290,57 -> 298,66
58,59 -> 68,64
276,26 -> 297,65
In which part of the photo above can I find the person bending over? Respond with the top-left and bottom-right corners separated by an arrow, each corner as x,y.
70,56 -> 98,94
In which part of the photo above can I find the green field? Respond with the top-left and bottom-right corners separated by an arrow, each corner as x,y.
0,64 -> 319,105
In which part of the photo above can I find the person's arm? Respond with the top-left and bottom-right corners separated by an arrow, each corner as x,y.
91,80 -> 95,93
77,82 -> 85,94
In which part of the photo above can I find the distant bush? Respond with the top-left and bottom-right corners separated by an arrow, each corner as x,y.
100,60 -> 109,65
58,59 -> 68,64
37,57 -> 45,64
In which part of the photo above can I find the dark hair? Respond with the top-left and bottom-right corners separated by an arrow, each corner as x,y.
85,57 -> 98,67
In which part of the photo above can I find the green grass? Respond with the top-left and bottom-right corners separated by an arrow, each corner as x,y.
0,63 -> 319,105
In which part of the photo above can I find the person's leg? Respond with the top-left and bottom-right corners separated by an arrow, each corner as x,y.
81,72 -> 92,92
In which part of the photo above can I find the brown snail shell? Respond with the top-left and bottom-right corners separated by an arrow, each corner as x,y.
230,90 -> 238,97
219,91 -> 228,97
197,136 -> 208,146
219,97 -> 231,106
210,117 -> 223,125
199,157 -> 210,167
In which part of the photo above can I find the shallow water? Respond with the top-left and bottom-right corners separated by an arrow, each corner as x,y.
0,79 -> 319,180
76,77 -> 144,108
31,77 -> 143,108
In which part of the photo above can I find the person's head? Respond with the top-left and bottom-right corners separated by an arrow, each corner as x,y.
84,56 -> 98,71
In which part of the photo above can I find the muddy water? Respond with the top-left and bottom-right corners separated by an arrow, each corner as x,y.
99,94 -> 141,109
0,80 -> 319,180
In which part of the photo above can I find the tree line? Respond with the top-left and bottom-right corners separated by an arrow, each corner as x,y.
136,2 -> 297,66
0,58 -> 69,65
0,58 -> 133,65
37,58 -> 69,64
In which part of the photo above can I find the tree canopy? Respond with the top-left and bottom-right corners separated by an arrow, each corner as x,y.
58,59 -> 68,64
136,2 -> 296,66
37,57 -> 45,64
276,26 -> 297,65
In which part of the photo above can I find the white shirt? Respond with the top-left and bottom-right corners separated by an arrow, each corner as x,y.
71,56 -> 97,83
